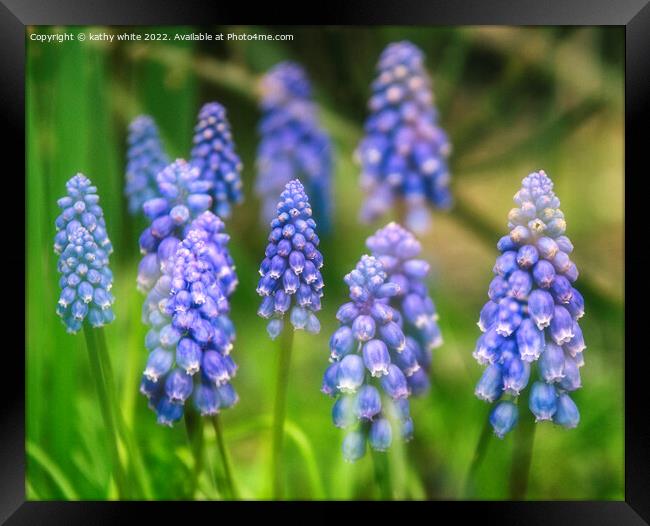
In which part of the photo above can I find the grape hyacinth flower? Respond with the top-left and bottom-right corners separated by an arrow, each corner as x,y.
137,159 -> 213,293
357,41 -> 452,234
53,174 -> 124,494
474,170 -> 585,438
323,255 -> 414,461
256,179 -> 324,498
366,222 -> 442,396
190,102 -> 244,219
255,62 -> 333,233
54,174 -> 115,333
125,115 -> 170,215
139,214 -> 239,426
256,179 -> 324,339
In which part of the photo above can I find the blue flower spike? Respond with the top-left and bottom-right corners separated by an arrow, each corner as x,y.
323,254 -> 416,461
54,174 -> 115,333
366,222 -> 442,396
357,41 -> 452,234
255,62 -> 333,233
137,159 -> 214,293
474,170 -> 585,438
190,102 -> 244,219
139,212 -> 239,426
256,179 -> 324,339
125,115 -> 170,215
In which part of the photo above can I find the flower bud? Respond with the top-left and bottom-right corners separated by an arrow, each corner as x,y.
529,381 -> 557,421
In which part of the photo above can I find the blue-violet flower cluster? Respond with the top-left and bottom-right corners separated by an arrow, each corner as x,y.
322,255 -> 414,461
357,41 -> 452,234
256,179 -> 323,339
139,211 -> 239,426
125,115 -> 170,215
190,102 -> 244,219
255,61 -> 333,233
54,174 -> 115,333
137,159 -> 213,293
474,170 -> 585,438
366,222 -> 442,396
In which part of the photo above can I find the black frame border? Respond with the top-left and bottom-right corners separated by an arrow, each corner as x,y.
7,0 -> 648,523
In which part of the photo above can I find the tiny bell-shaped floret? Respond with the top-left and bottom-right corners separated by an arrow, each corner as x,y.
369,418 -> 393,451
321,362 -> 340,397
342,430 -> 366,462
362,339 -> 391,377
355,385 -> 382,420
528,381 -> 558,421
337,354 -> 365,393
332,395 -> 356,429
538,343 -> 566,383
380,364 -> 410,399
475,364 -> 503,403
502,354 -> 531,396
490,400 -> 519,439
516,319 -> 544,362
552,393 -> 580,428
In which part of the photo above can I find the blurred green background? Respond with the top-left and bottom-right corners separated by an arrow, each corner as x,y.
26,25 -> 624,500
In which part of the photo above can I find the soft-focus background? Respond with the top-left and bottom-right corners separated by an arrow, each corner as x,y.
26,26 -> 624,500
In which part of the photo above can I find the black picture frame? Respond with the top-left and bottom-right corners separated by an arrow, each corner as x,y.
6,0 -> 647,523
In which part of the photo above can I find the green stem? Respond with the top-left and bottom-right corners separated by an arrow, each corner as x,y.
83,323 -> 127,498
509,412 -> 536,500
185,412 -> 205,499
211,414 -> 238,500
271,327 -> 294,499
95,327 -> 152,499
371,449 -> 392,500
463,415 -> 493,498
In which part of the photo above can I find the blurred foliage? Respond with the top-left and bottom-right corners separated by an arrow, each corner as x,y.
26,25 -> 623,500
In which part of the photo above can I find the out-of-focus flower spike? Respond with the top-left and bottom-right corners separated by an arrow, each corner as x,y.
256,62 -> 333,233
137,159 -> 213,294
190,102 -> 244,219
357,41 -> 452,234
125,115 -> 170,215
366,222 -> 442,394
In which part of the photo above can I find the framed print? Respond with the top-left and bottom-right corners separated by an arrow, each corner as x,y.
3,0 -> 647,523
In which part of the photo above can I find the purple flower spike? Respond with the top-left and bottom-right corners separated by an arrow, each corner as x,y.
256,62 -> 333,234
256,179 -> 324,339
474,170 -> 586,438
366,222 -> 442,393
54,174 -> 115,333
140,211 -> 239,426
137,159 -> 214,294
357,41 -> 452,234
324,254 -> 414,461
190,102 -> 244,219
125,115 -> 170,215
